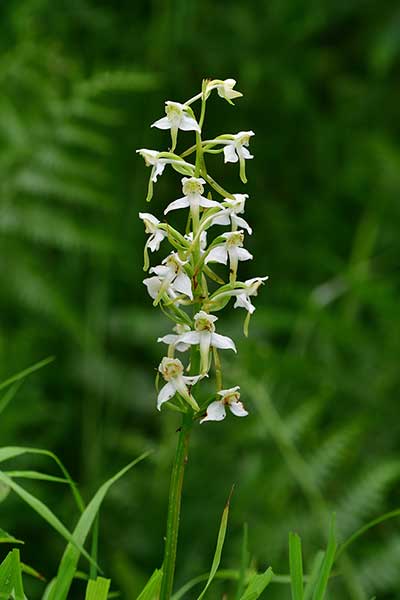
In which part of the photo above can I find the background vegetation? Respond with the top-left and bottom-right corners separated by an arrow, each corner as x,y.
1,0 -> 400,598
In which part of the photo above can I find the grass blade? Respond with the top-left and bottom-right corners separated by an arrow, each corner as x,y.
312,515 -> 337,600
137,568 -> 163,600
84,576 -> 111,600
0,549 -> 25,600
0,527 -> 24,544
303,552 -> 325,600
5,470 -> 70,484
239,566 -> 273,600
196,487 -> 233,600
0,470 -> 96,569
48,450 -> 151,600
289,532 -> 304,600
235,523 -> 249,600
0,446 -> 84,512
0,357 -> 54,392
0,381 -> 23,416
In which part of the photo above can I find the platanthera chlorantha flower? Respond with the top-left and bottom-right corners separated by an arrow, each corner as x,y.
138,79 -> 268,416
205,231 -> 253,282
146,252 -> 193,305
164,177 -> 220,224
211,194 -> 252,234
232,277 -> 269,314
152,101 -> 200,151
200,386 -> 248,423
157,357 -> 202,411
206,78 -> 243,104
136,149 -> 195,202
157,323 -> 191,353
178,311 -> 236,374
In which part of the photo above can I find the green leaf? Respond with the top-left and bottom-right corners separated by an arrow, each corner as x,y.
289,532 -> 304,600
0,357 -> 54,393
136,568 -> 163,600
312,515 -> 337,600
5,470 -> 70,484
0,382 -> 23,416
48,450 -> 151,600
0,549 -> 25,600
0,470 -> 96,570
235,523 -> 249,600
196,487 -> 233,600
0,446 -> 84,512
239,567 -> 273,600
84,577 -> 111,600
303,552 -> 325,600
0,527 -> 24,544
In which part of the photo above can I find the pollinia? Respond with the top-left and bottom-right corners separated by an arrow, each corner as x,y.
137,78 -> 268,424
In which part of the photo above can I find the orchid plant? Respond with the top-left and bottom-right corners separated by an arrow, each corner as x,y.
137,78 -> 267,600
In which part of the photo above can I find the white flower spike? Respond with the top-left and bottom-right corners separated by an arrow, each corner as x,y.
158,357 -> 201,411
205,231 -> 253,282
211,194 -> 252,234
138,79 -> 267,416
200,386 -> 248,423
180,311 -> 236,374
152,101 -> 200,151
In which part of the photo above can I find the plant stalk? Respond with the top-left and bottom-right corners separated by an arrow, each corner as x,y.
160,413 -> 192,600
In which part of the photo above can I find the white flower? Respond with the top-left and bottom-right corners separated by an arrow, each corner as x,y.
213,78 -> 243,103
200,386 -> 248,423
139,212 -> 167,252
152,101 -> 200,150
136,149 -> 168,183
164,177 -> 220,223
136,149 -> 195,201
180,311 -> 236,374
157,323 -> 192,352
232,277 -> 269,314
157,357 -> 201,411
205,231 -> 253,281
145,252 -> 193,304
185,231 -> 207,254
223,131 -> 254,164
211,194 -> 252,234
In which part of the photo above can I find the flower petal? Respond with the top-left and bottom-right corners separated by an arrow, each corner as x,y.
236,247 -> 253,262
157,334 -> 179,345
200,400 -> 226,423
151,116 -> 171,130
211,332 -> 237,352
198,197 -> 220,209
205,245 -> 228,265
223,144 -> 238,163
157,382 -> 176,410
233,215 -> 252,235
229,400 -> 248,417
234,294 -> 256,314
173,271 -> 193,299
164,196 -> 190,214
180,114 -> 201,132
180,331 -> 201,345
211,212 -> 231,227
143,276 -> 161,299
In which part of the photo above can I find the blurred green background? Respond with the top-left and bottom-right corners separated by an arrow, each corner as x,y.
1,1 -> 400,598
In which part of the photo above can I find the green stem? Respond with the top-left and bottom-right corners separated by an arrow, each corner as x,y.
160,414 -> 193,600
